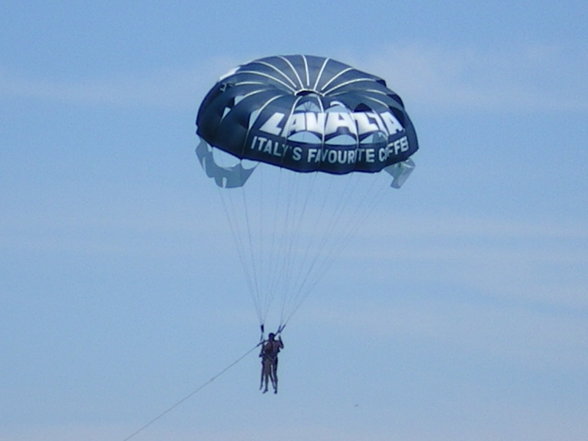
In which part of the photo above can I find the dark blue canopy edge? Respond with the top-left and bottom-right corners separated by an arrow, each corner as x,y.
196,55 -> 418,175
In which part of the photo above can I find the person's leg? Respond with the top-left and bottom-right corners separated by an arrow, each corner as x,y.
262,359 -> 270,393
271,359 -> 279,393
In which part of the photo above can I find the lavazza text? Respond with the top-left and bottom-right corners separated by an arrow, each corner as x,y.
249,110 -> 409,165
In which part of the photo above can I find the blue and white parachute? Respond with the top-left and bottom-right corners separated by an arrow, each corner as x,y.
195,55 -> 418,334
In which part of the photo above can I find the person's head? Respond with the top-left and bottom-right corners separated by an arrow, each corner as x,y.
268,333 -> 275,340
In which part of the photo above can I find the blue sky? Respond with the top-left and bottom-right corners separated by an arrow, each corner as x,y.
1,1 -> 587,440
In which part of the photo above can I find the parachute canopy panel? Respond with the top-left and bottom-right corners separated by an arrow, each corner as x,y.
196,55 -> 418,175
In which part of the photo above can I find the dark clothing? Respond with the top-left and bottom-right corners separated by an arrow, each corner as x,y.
260,339 -> 283,361
259,336 -> 284,393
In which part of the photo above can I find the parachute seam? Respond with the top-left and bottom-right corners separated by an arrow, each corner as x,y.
252,61 -> 299,89
241,94 -> 284,159
231,81 -> 269,87
282,95 -> 305,162
320,67 -> 353,94
361,94 -> 391,108
278,56 -> 304,90
323,77 -> 377,96
233,88 -> 270,105
313,57 -> 330,92
239,70 -> 297,93
302,55 -> 310,88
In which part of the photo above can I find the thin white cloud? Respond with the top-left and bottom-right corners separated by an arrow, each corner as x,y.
341,212 -> 588,310
347,42 -> 588,113
305,296 -> 588,372
5,395 -> 586,441
2,44 -> 586,112
358,211 -> 588,241
0,56 -> 237,109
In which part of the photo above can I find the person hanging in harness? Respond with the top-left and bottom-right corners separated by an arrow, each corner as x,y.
259,332 -> 284,394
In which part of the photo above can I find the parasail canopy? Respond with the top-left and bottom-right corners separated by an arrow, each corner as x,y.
195,55 -> 419,334
197,54 -> 418,187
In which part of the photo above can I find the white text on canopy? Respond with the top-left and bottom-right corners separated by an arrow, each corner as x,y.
258,111 -> 404,137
